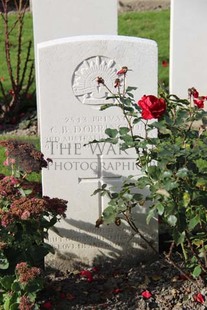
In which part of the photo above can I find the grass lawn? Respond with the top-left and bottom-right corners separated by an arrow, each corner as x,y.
0,9 -> 170,97
119,10 -> 170,86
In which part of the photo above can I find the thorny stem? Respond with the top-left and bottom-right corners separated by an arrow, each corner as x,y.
164,241 -> 195,284
102,80 -> 140,158
122,211 -> 158,255
185,230 -> 207,274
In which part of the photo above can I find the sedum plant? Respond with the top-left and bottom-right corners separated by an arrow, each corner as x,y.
91,67 -> 207,281
0,140 -> 68,308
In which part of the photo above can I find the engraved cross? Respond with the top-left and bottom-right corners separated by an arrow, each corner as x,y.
78,155 -> 122,217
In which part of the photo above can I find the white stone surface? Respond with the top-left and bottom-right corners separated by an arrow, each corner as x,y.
32,0 -> 117,44
32,0 -> 117,131
170,0 -> 207,98
37,35 -> 158,265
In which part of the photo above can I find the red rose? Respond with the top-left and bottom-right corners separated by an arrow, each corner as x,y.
138,95 -> 166,119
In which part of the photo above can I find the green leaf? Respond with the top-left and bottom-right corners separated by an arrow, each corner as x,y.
11,281 -> 21,292
100,103 -> 115,111
156,189 -> 170,198
0,275 -> 15,290
126,86 -> 137,92
132,193 -> 144,201
119,127 -> 130,135
3,298 -> 11,310
162,171 -> 173,178
0,252 -> 9,270
173,231 -> 185,245
155,202 -> 164,215
195,159 -> 207,173
159,127 -> 172,135
10,303 -> 19,310
183,192 -> 190,207
164,180 -> 179,191
147,166 -> 161,180
102,206 -> 117,224
137,176 -> 151,188
176,168 -> 188,178
188,215 -> 200,230
192,265 -> 202,278
167,215 -> 177,227
105,128 -> 118,138
146,209 -> 155,224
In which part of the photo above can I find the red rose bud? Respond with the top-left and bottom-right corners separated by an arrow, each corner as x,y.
141,290 -> 152,299
188,87 -> 199,99
114,78 -> 121,88
192,88 -> 199,98
117,66 -> 128,75
138,95 -> 166,120
96,76 -> 105,85
194,293 -> 205,304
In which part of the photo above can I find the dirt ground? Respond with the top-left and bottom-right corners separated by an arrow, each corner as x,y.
118,0 -> 170,12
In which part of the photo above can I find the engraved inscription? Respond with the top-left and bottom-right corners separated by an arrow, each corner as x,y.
72,56 -> 119,105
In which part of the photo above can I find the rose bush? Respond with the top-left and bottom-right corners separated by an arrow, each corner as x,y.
90,67 -> 207,281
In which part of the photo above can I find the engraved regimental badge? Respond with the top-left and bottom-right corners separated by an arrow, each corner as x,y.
72,56 -> 119,105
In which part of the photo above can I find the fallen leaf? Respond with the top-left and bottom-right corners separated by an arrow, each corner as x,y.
66,293 -> 75,301
41,301 -> 53,309
151,274 -> 161,281
60,292 -> 66,299
194,293 -> 205,304
171,288 -> 178,297
141,290 -> 152,299
138,275 -> 150,288
113,288 -> 122,294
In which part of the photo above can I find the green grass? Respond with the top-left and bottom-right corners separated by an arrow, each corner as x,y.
0,10 -> 170,96
118,10 -> 170,86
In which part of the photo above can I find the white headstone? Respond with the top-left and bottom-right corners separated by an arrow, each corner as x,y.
170,0 -> 207,98
37,35 -> 158,266
32,0 -> 117,44
32,0 -> 117,131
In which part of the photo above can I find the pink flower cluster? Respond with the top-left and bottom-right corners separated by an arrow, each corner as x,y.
0,196 -> 68,227
15,262 -> 41,284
